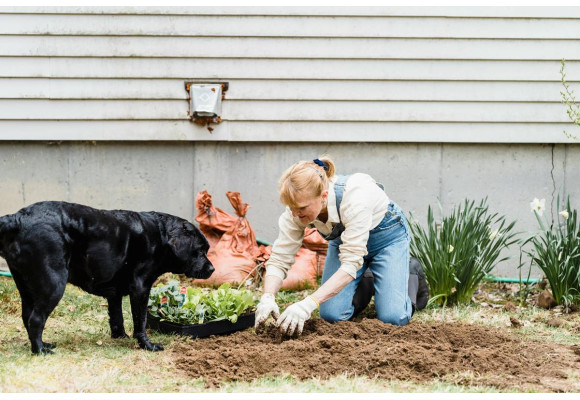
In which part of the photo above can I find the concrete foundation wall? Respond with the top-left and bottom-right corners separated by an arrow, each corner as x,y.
1,141 -> 578,278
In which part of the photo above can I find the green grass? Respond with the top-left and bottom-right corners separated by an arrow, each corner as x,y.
216,374 -> 502,393
1,276 -> 580,392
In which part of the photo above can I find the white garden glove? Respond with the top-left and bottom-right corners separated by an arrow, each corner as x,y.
254,293 -> 280,328
276,296 -> 319,336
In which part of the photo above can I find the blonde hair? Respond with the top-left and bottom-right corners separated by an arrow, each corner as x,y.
279,156 -> 336,207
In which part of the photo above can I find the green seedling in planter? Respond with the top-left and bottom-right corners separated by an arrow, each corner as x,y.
148,281 -> 256,325
202,283 -> 255,323
409,198 -> 518,306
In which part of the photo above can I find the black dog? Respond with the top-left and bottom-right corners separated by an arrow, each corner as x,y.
0,201 -> 214,354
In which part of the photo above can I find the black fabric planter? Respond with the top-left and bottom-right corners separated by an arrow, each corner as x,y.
146,312 -> 255,338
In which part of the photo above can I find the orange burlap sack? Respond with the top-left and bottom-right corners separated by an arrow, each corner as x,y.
281,247 -> 319,290
195,190 -> 238,248
257,229 -> 327,291
302,227 -> 328,278
196,191 -> 260,286
302,227 -> 328,255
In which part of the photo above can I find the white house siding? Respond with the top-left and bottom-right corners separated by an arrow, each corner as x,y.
1,7 -> 580,277
0,6 -> 579,142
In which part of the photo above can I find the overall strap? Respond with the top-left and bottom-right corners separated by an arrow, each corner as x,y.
333,174 -> 350,222
312,174 -> 384,242
334,174 -> 384,221
313,174 -> 350,241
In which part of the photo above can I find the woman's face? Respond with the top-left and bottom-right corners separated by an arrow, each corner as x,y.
288,191 -> 328,224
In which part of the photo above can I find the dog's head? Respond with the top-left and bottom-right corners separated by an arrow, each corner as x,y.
163,216 -> 214,279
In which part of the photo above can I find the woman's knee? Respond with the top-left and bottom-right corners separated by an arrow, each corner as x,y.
376,307 -> 411,326
319,303 -> 352,323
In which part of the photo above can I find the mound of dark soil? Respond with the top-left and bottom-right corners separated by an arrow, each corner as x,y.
173,318 -> 580,391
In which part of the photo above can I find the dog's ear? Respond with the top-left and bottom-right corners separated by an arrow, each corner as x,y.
182,221 -> 195,233
168,236 -> 182,252
163,216 -> 207,258
166,219 -> 195,258
168,231 -> 192,260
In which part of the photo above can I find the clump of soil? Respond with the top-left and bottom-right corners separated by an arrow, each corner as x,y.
173,318 -> 580,391
537,290 -> 558,309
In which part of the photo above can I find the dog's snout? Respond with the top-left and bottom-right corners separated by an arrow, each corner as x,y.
186,259 -> 214,280
201,262 -> 214,279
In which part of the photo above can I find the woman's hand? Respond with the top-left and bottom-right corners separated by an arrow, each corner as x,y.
275,270 -> 354,336
276,296 -> 318,336
254,293 -> 280,328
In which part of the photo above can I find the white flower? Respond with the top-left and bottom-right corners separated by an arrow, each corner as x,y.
559,209 -> 569,220
448,245 -> 454,253
489,229 -> 501,240
530,198 -> 546,217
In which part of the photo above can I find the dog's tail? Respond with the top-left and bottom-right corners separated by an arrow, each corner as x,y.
0,214 -> 17,235
0,215 -> 18,255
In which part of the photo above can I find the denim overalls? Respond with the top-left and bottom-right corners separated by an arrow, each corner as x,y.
316,174 -> 413,325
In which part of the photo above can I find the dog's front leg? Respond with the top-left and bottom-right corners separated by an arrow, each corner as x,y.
107,295 -> 129,339
129,286 -> 164,351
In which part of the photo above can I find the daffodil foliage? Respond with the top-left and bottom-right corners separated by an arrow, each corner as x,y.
527,196 -> 580,308
409,199 -> 518,306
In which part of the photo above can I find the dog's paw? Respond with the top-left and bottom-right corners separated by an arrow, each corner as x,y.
148,343 -> 164,352
137,340 -> 165,352
42,342 -> 56,350
33,347 -> 54,355
111,332 -> 130,339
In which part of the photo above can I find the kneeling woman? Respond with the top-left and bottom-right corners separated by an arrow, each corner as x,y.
255,156 -> 426,336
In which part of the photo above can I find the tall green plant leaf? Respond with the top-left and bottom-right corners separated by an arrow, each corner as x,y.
410,198 -> 518,306
527,196 -> 580,307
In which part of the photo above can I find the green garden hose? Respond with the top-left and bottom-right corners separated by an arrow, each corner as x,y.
256,237 -> 274,247
486,276 -> 540,284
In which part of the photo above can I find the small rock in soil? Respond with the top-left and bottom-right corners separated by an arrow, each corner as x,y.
537,290 -> 557,309
546,318 -> 565,328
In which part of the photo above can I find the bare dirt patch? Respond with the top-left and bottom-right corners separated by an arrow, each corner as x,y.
174,318 -> 580,391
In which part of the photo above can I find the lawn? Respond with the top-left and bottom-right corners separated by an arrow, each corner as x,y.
1,275 -> 579,393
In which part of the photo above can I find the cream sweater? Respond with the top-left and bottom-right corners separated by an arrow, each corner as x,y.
265,173 -> 390,280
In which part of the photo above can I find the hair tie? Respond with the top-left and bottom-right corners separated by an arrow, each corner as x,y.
313,159 -> 328,171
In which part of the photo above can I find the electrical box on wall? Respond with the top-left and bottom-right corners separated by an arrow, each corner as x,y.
185,82 -> 228,133
190,84 -> 222,118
